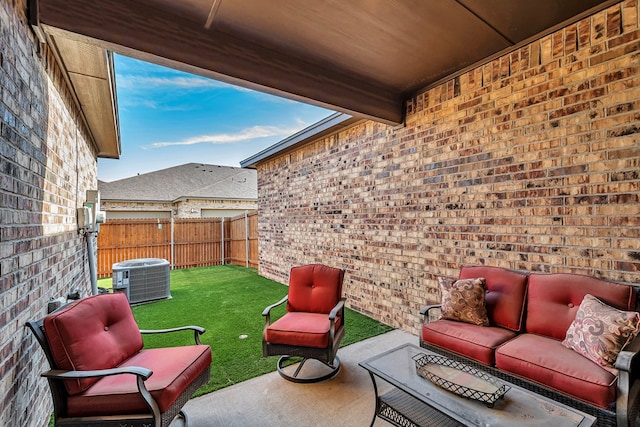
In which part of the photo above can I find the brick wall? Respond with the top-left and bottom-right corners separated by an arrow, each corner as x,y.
0,1 -> 97,425
256,1 -> 640,331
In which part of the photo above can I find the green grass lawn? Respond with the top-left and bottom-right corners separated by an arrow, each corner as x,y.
100,264 -> 393,396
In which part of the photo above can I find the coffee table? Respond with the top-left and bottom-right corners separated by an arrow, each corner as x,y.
359,343 -> 596,427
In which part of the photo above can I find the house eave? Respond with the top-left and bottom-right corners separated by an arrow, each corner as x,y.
172,196 -> 257,203
29,1 -> 121,158
240,113 -> 363,169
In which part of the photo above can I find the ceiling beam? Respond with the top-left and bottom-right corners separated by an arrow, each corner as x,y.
32,0 -> 404,125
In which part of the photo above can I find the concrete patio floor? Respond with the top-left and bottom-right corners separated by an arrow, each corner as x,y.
180,329 -> 416,427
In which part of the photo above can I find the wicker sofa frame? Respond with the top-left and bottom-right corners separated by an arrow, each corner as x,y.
421,300 -> 640,427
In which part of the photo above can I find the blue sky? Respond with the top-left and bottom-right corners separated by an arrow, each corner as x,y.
97,55 -> 333,182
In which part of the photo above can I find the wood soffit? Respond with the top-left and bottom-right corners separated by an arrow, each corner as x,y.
30,0 -> 621,139
29,4 -> 121,159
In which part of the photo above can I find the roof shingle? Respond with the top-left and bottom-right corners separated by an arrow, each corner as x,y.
98,163 -> 257,201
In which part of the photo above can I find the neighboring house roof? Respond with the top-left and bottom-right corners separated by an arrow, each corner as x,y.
99,163 -> 257,202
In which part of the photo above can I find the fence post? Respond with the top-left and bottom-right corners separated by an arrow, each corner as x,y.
245,210 -> 249,268
221,217 -> 225,265
170,218 -> 175,269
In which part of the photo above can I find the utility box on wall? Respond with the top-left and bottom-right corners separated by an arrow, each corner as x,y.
112,258 -> 170,304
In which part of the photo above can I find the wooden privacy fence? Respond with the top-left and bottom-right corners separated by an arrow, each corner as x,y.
97,211 -> 258,278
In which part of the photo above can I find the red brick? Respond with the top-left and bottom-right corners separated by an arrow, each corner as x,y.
256,0 -> 640,338
1,0 -> 97,425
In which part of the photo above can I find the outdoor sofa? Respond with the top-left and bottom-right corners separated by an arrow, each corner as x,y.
420,265 -> 640,427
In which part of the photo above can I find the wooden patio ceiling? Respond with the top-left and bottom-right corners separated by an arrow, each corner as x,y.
30,0 -> 620,126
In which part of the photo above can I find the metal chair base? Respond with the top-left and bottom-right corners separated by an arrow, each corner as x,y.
276,356 -> 341,383
179,409 -> 188,426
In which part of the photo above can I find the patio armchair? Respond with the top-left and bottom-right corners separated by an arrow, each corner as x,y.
262,264 -> 345,383
26,292 -> 211,427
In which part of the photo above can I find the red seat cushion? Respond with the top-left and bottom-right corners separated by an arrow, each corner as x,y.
422,320 -> 517,366
459,266 -> 528,332
287,264 -> 344,314
265,312 -> 341,348
496,334 -> 617,409
67,345 -> 212,417
43,293 -> 144,394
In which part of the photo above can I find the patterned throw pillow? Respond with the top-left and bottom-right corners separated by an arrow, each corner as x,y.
438,277 -> 489,326
562,294 -> 640,368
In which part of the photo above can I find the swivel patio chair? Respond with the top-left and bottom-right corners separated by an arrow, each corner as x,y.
26,292 -> 211,427
262,264 -> 346,383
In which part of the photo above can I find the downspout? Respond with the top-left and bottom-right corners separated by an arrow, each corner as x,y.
87,231 -> 98,295
83,190 -> 104,295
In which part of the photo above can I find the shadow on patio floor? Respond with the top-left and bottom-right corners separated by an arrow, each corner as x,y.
178,329 -> 415,427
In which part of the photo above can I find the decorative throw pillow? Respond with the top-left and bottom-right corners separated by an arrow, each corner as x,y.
438,277 -> 489,326
562,294 -> 640,368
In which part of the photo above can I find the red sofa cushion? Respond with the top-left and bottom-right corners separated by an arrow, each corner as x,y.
287,264 -> 344,314
422,320 -> 517,366
526,273 -> 635,340
67,345 -> 212,417
496,334 -> 617,409
44,293 -> 144,395
459,266 -> 528,332
265,312 -> 341,348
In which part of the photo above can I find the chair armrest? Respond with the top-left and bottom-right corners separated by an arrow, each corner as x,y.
262,295 -> 288,326
615,333 -> 640,372
420,304 -> 442,323
419,304 -> 442,316
615,333 -> 640,427
42,366 -> 153,381
140,326 -> 206,345
328,298 -> 346,343
43,366 -> 161,422
329,298 -> 346,321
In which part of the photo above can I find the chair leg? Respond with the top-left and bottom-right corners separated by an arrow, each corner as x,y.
167,409 -> 188,427
276,356 -> 341,383
179,409 -> 188,426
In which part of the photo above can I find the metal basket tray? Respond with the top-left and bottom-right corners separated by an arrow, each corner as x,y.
414,353 -> 510,407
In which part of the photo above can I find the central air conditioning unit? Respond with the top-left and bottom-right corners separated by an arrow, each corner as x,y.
112,258 -> 171,304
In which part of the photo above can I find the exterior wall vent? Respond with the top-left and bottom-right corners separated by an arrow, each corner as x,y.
112,258 -> 170,304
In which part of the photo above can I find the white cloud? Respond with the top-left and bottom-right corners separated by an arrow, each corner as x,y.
118,74 -> 231,90
148,125 -> 302,148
